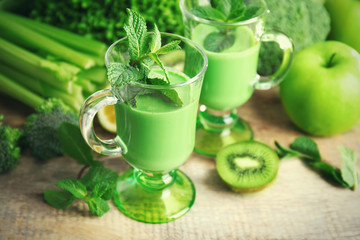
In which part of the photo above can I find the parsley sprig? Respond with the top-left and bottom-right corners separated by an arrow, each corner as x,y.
275,136 -> 360,190
108,9 -> 183,106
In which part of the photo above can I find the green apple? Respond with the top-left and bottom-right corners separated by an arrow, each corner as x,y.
279,41 -> 360,136
325,0 -> 360,53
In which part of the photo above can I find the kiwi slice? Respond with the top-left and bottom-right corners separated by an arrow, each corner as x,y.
216,141 -> 279,192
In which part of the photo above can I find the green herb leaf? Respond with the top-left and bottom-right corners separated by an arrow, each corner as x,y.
124,8 -> 148,61
56,178 -> 88,199
289,136 -> 321,161
86,197 -> 110,217
204,31 -> 235,52
44,190 -> 75,209
229,6 -> 261,22
274,141 -> 301,160
150,24 -> 161,53
339,146 -> 359,190
155,40 -> 182,55
107,62 -> 144,87
80,165 -> 118,192
190,6 -> 225,21
88,181 -> 113,199
149,53 -> 170,84
58,122 -> 94,165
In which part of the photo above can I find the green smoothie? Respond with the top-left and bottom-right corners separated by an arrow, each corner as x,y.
192,24 -> 260,111
115,70 -> 198,172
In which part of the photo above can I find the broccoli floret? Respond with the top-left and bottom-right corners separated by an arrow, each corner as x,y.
258,0 -> 331,76
0,115 -> 23,173
23,98 -> 78,161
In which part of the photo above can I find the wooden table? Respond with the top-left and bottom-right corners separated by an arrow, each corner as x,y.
1,88 -> 359,240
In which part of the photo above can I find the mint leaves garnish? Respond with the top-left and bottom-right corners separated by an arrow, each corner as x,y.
44,122 -> 119,217
191,0 -> 261,23
190,0 -> 262,53
107,9 -> 183,106
275,136 -> 360,190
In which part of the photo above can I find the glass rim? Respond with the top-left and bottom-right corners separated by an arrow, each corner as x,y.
105,32 -> 208,90
179,0 -> 269,26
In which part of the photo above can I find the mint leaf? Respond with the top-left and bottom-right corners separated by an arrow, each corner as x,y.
190,6 -> 225,21
44,190 -> 75,209
80,165 -> 118,192
290,136 -> 321,161
124,8 -> 148,60
58,122 -> 94,165
339,146 -> 359,190
86,197 -> 110,217
155,40 -> 182,55
149,53 -> 170,84
88,181 -> 112,199
230,6 -> 261,22
107,62 -> 144,87
56,178 -> 87,199
274,141 -> 301,160
150,24 -> 161,53
204,32 -> 235,52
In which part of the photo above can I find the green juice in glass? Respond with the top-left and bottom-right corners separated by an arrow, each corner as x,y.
192,24 -> 260,111
115,70 -> 198,172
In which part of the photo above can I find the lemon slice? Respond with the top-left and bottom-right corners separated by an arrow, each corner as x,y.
98,104 -> 116,133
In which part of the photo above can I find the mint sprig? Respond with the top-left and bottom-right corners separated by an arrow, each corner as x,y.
44,122 -> 119,217
190,0 -> 261,52
108,9 -> 183,106
275,136 -> 360,190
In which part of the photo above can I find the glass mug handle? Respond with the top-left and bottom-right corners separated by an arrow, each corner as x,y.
254,29 -> 294,90
79,89 -> 128,155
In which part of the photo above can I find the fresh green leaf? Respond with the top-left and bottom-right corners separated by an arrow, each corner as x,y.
150,24 -> 161,53
44,190 -> 75,209
149,53 -> 170,84
310,161 -> 349,188
203,31 -> 235,52
274,141 -> 301,160
58,122 -> 94,165
88,181 -> 113,199
290,136 -> 321,161
56,178 -> 88,199
107,62 -> 144,87
80,165 -> 118,191
230,6 -> 261,22
124,9 -> 148,61
86,197 -> 110,217
339,146 -> 359,190
155,40 -> 182,55
189,6 -> 226,21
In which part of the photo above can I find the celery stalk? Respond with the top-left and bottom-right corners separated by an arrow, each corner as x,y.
0,73 -> 45,109
0,11 -> 106,59
0,63 -> 84,110
0,11 -> 96,69
0,37 -> 75,93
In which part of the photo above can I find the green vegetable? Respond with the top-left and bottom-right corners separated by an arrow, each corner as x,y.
258,0 -> 330,76
0,11 -> 107,111
0,115 -> 23,173
275,136 -> 360,190
107,9 -> 183,106
18,0 -> 183,45
23,98 -> 78,161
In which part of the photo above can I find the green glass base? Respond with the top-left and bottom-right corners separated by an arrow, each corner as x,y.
113,168 -> 195,223
194,107 -> 254,157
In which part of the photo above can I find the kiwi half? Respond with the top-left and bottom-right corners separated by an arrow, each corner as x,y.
216,141 -> 279,192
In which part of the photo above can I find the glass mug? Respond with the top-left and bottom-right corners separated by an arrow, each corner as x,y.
79,33 -> 208,223
180,0 -> 294,156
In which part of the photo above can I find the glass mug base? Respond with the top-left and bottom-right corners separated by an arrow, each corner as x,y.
113,168 -> 196,223
194,107 -> 254,157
